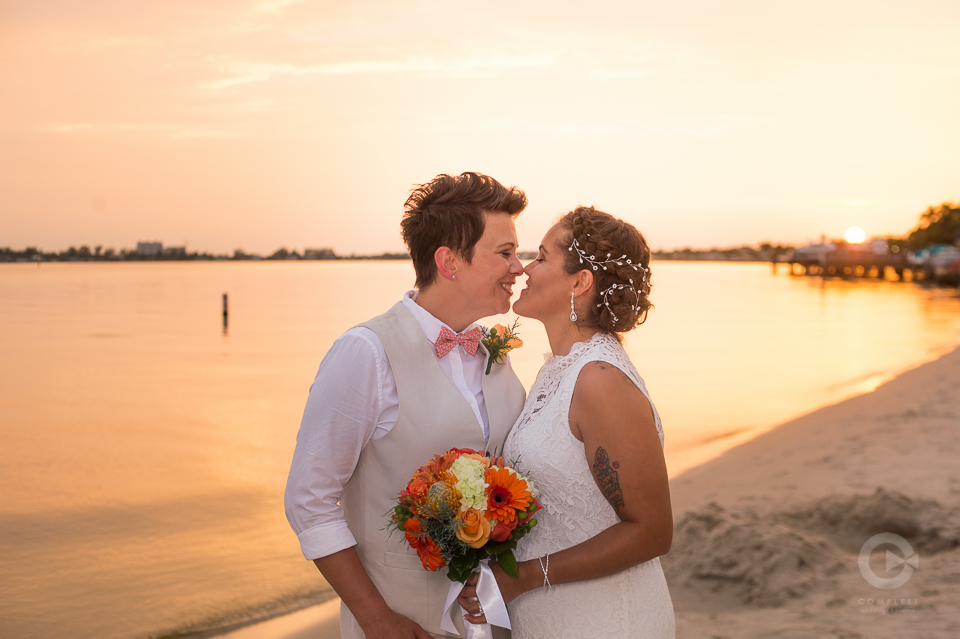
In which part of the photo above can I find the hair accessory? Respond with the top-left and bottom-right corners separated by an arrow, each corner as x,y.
569,236 -> 644,273
569,235 -> 651,326
538,553 -> 551,588
569,292 -> 578,322
569,236 -> 650,288
597,280 -> 642,326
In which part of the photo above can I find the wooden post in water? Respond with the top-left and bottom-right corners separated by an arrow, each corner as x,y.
222,293 -> 229,331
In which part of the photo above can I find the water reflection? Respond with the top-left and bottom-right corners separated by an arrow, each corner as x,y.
0,261 -> 957,639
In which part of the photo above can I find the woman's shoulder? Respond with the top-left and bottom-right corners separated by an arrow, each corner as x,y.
577,334 -> 639,377
575,359 -> 640,404
548,333 -> 639,397
571,336 -> 651,417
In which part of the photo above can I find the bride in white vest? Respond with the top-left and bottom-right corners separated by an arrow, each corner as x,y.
459,206 -> 676,637
285,172 -> 528,639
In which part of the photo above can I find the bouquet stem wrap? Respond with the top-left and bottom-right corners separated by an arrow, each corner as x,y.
441,563 -> 511,638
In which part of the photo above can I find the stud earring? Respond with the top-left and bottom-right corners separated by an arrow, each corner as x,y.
451,274 -> 456,280
570,292 -> 578,322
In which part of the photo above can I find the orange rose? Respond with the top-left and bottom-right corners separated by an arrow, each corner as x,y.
403,477 -> 430,499
505,335 -> 523,350
462,453 -> 490,466
455,508 -> 492,548
490,498 -> 539,542
493,323 -> 507,335
489,517 -> 517,542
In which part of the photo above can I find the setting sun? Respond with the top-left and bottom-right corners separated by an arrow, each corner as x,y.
845,227 -> 866,244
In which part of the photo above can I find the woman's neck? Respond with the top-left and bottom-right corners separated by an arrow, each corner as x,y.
542,315 -> 599,357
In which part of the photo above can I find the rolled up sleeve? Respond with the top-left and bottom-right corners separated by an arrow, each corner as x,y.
284,329 -> 383,560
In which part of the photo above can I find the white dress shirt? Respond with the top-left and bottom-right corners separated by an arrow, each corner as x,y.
284,291 -> 490,560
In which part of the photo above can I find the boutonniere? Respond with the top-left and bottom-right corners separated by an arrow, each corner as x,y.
481,319 -> 522,375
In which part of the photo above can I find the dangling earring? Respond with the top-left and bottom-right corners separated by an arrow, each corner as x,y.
569,292 -> 578,322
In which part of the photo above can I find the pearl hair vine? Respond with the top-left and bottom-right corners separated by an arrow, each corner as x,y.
569,235 -> 650,284
568,234 -> 651,326
569,236 -> 640,272
598,281 -> 641,326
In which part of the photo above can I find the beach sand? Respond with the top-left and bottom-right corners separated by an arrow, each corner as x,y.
222,347 -> 960,638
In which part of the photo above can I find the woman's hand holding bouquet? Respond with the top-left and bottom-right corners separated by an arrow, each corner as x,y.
390,448 -> 540,635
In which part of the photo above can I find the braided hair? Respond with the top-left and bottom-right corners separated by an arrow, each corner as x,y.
558,206 -> 653,340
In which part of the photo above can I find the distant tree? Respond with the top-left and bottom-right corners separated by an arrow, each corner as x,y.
908,202 -> 960,249
269,248 -> 301,260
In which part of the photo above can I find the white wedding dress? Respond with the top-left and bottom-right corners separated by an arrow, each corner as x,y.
503,333 -> 676,638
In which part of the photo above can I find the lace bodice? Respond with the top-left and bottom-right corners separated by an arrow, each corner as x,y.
503,333 -> 675,638
512,332 -> 663,446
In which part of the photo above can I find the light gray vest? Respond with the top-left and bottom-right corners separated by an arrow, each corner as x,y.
340,302 -> 525,638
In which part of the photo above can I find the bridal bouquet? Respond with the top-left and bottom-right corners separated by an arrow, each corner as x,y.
391,448 -> 540,636
391,447 -> 540,582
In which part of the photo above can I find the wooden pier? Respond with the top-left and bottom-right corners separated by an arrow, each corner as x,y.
787,252 -> 920,280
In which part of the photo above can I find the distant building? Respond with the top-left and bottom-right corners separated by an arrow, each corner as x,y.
843,239 -> 890,255
137,242 -> 163,257
791,242 -> 837,262
304,248 -> 337,260
162,246 -> 186,257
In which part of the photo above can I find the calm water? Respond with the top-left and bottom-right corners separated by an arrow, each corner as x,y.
2,261 -> 959,639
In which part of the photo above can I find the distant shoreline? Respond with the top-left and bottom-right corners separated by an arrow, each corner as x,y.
1,244 -> 793,264
1,253 -> 792,264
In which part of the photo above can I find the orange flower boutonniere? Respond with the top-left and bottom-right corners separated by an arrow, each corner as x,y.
481,319 -> 522,375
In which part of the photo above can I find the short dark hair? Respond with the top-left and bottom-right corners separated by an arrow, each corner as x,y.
401,172 -> 527,288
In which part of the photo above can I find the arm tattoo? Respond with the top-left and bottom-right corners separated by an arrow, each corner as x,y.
592,446 -> 625,515
594,361 -> 635,388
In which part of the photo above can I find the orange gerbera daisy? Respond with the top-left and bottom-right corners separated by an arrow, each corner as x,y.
484,467 -> 532,524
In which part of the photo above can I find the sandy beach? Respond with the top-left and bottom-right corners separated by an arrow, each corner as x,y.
221,346 -> 960,639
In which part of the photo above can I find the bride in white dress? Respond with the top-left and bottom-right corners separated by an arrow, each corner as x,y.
459,206 -> 676,638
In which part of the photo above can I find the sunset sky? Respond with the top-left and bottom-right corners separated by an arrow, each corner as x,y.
2,0 -> 959,255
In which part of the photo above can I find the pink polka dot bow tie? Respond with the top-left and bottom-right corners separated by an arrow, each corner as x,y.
434,326 -> 483,359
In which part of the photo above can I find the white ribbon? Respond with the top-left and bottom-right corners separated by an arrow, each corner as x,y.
440,562 -> 511,638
